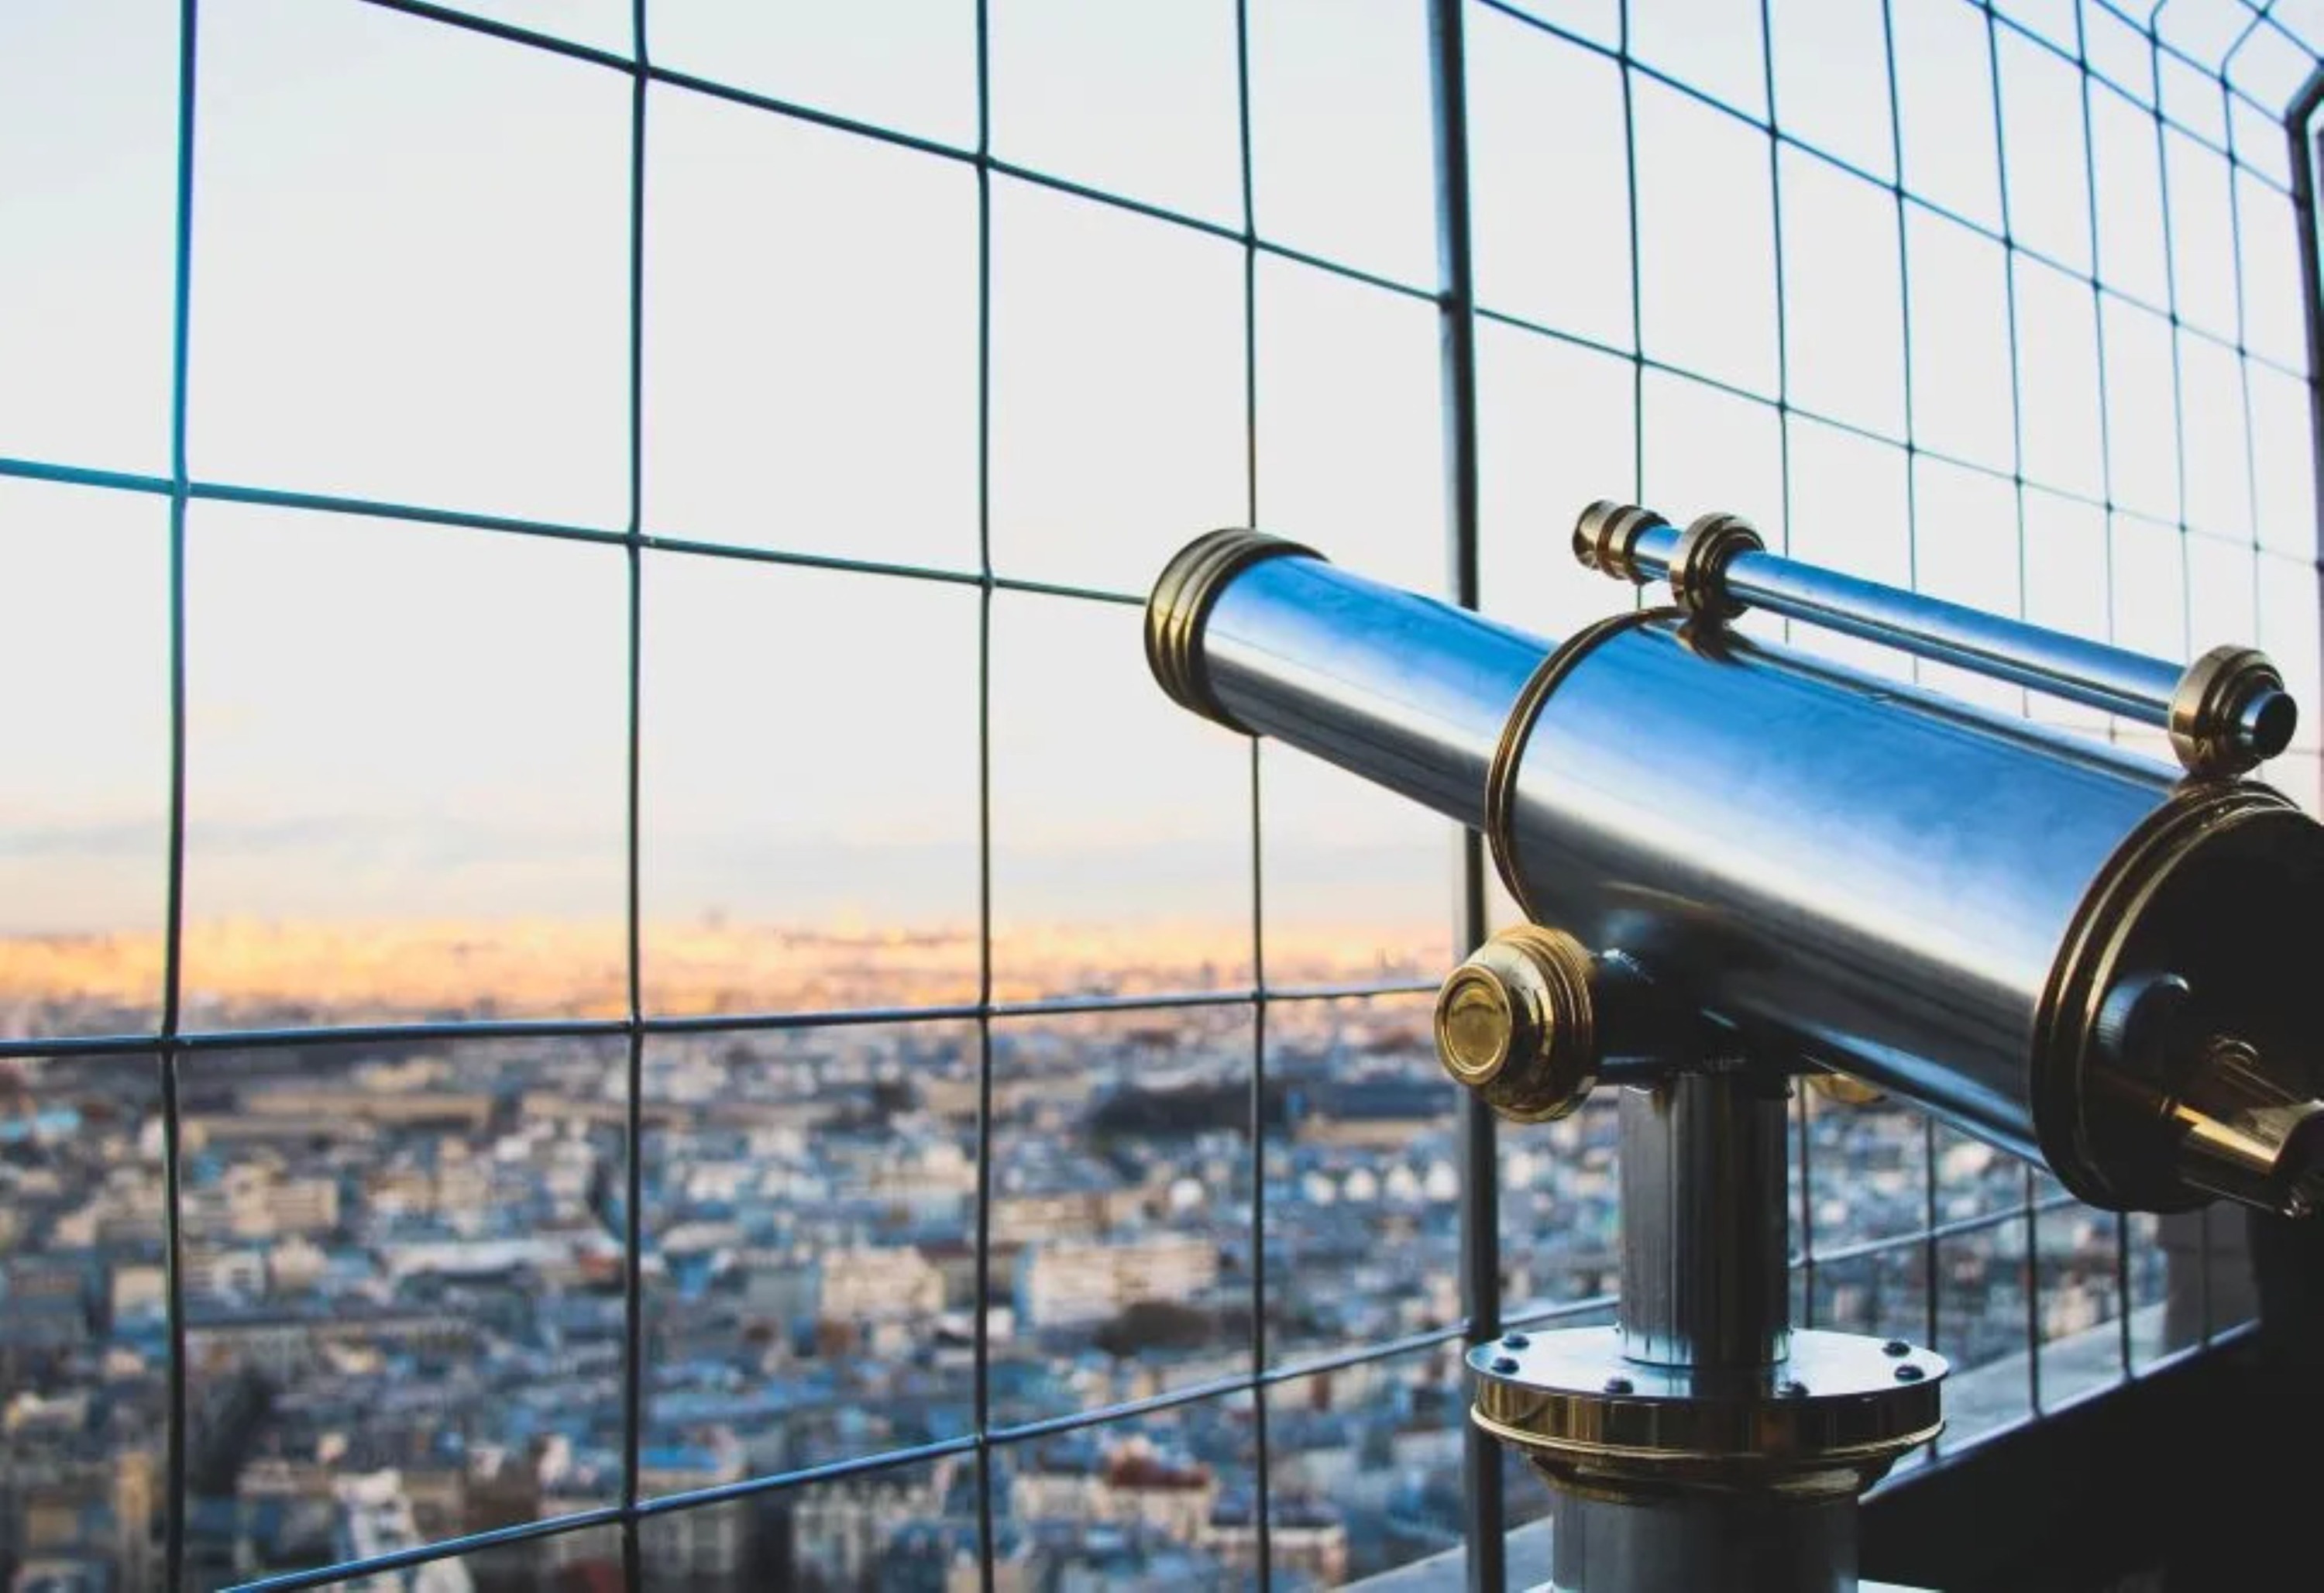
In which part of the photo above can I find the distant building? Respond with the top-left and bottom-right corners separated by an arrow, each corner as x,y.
1013,1235 -> 1218,1328
988,1186 -> 1146,1247
106,1264 -> 164,1323
0,1450 -> 156,1593
861,1139 -> 977,1213
180,1246 -> 267,1302
248,1089 -> 496,1134
1298,1077 -> 1449,1150
327,1471 -> 474,1593
634,1436 -> 750,1582
191,1163 -> 345,1244
1205,1494 -> 1348,1585
731,1247 -> 818,1325
186,1309 -> 473,1385
791,1463 -> 961,1587
1011,1436 -> 1219,1541
11,1561 -> 108,1593
818,1246 -> 944,1324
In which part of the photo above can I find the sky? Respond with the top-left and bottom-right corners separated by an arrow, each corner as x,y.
0,0 -> 2319,955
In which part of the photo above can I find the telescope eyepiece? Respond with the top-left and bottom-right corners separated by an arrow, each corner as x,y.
2090,972 -> 2324,1217
2167,1034 -> 2324,1219
2239,686 -> 2298,762
2168,645 -> 2294,776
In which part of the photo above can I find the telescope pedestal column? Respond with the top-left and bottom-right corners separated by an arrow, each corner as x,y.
1470,1068 -> 1944,1593
1548,1484 -> 1857,1593
1617,1068 -> 1790,1370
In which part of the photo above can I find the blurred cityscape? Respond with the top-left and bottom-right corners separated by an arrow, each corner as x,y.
2,926 -> 2158,1591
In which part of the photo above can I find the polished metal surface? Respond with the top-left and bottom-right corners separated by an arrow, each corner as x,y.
2167,644 -> 2295,776
1571,500 -> 2298,775
1547,1484 -> 1855,1593
1618,1075 -> 1790,1369
1470,1060 -> 1943,1516
1144,528 -> 1322,733
2030,781 -> 2324,1213
1572,499 -> 1673,584
1194,546 -> 1548,826
1473,1120 -> 1941,1593
1435,926 -> 1602,1123
2169,1037 -> 2324,1214
1446,889 -> 1936,1593
1498,618 -> 2324,1211
1665,512 -> 1765,621
1468,1052 -> 1937,1592
1143,526 -> 2324,1217
1432,930 -> 1694,1123
1485,609 -> 1667,906
1708,544 -> 2180,722
1470,1328 -> 1945,1478
1498,615 -> 2169,1167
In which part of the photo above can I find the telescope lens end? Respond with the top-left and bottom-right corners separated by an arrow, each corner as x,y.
1143,529 -> 1321,731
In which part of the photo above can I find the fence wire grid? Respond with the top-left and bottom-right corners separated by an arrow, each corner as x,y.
2,0 -> 2323,1590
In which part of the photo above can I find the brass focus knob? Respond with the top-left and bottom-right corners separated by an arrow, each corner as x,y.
1434,926 -> 1600,1123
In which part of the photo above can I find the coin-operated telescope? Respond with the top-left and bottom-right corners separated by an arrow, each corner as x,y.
1146,503 -> 2322,1593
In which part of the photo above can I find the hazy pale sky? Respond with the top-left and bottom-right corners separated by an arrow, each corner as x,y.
0,0 -> 2319,946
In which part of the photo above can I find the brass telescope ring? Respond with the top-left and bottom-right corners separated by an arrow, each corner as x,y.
1144,528 -> 1320,733
1484,608 -> 1673,924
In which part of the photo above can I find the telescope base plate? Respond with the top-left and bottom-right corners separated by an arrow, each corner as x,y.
1471,1326 -> 1945,1495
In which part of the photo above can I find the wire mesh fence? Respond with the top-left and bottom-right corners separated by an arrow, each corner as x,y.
0,1 -> 2320,1589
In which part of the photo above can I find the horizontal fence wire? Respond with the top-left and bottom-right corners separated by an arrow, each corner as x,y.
0,978 -> 1442,1061
2,425 -> 2313,592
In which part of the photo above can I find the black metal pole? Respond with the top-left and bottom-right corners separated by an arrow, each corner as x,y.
1426,2 -> 1505,1588
2285,66 -> 2324,570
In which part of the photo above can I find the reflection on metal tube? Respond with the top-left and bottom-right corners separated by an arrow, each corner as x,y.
1145,525 -> 2324,1219
1150,511 -> 2324,1593
1574,501 -> 2297,777
1147,528 -> 1550,828
1618,1074 -> 1791,1370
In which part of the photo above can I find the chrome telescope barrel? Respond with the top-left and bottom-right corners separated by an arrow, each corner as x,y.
1147,529 -> 1547,827
1146,525 -> 2324,1219
1575,500 -> 2296,777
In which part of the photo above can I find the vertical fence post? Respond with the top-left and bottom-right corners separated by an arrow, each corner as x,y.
2288,70 -> 2324,573
1233,4 -> 1277,1584
618,6 -> 651,1588
161,2 -> 202,1584
971,3 -> 1000,1587
1425,2 -> 1504,1588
